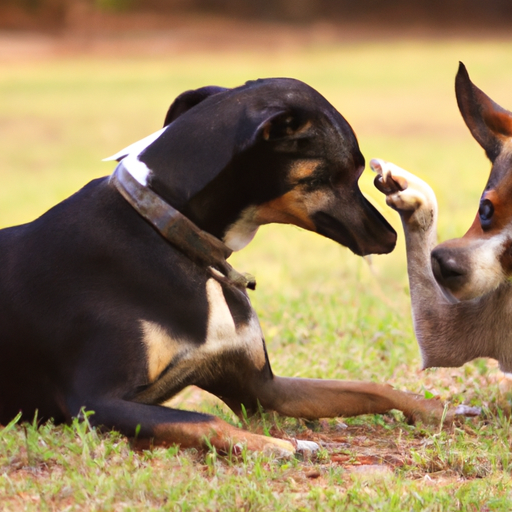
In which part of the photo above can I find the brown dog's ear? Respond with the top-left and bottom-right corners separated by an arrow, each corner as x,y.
163,86 -> 228,127
456,62 -> 512,162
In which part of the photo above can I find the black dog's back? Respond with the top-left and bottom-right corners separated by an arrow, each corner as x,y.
0,174 -> 268,425
0,178 -> 192,422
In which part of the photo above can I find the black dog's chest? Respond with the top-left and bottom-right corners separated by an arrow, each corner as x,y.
134,277 -> 268,404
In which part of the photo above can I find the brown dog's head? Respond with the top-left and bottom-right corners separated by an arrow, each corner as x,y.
112,79 -> 397,257
431,63 -> 512,300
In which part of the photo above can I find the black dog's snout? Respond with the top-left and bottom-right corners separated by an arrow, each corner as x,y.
431,247 -> 467,290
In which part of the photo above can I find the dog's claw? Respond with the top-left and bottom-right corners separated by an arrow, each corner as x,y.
370,158 -> 395,186
295,439 -> 320,454
369,158 -> 383,175
371,157 -> 438,232
371,158 -> 409,194
453,404 -> 481,417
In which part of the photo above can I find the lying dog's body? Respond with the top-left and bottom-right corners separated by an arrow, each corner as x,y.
0,78 -> 450,454
373,63 -> 512,374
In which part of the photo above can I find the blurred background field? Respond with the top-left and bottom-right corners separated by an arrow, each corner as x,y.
2,32 -> 512,340
2,3 -> 512,510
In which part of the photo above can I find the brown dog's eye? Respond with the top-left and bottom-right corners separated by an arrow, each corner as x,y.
479,198 -> 494,228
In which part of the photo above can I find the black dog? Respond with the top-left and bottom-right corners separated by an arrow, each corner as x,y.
0,79 -> 446,455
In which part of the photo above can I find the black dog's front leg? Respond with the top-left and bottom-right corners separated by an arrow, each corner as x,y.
76,399 -> 296,455
255,375 -> 456,424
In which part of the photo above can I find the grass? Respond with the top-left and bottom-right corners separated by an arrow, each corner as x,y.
2,32 -> 512,510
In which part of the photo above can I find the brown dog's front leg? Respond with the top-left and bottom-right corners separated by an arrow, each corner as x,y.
257,376 -> 448,424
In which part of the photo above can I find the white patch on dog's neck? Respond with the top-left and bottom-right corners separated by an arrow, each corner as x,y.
223,206 -> 260,251
119,155 -> 152,185
104,127 -> 167,185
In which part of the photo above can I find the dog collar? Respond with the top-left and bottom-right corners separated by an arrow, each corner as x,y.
110,163 -> 256,290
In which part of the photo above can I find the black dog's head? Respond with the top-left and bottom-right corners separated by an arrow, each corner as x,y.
112,79 -> 396,256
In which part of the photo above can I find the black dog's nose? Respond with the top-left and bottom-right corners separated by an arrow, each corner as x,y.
431,247 -> 466,291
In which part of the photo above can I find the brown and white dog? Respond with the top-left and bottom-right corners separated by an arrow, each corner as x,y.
372,62 -> 512,377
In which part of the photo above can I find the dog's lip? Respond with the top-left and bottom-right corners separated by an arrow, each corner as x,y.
312,210 -> 396,255
312,211 -> 362,253
435,283 -> 461,304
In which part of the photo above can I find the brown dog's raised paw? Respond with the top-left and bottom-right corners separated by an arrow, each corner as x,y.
370,158 -> 438,231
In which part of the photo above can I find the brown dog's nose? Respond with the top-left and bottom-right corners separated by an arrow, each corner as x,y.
431,247 -> 467,292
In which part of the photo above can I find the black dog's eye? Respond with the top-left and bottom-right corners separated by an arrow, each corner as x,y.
298,172 -> 329,190
479,198 -> 494,228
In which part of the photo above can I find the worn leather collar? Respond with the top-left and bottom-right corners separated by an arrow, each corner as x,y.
110,162 -> 256,290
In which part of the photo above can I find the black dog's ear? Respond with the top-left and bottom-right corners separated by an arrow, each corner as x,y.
456,62 -> 512,162
163,86 -> 228,126
257,111 -> 312,142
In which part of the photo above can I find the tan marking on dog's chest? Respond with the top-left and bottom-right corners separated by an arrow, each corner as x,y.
205,278 -> 237,344
223,206 -> 260,252
141,321 -> 182,382
204,279 -> 266,370
140,278 -> 266,387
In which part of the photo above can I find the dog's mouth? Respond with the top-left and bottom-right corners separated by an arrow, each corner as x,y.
312,203 -> 396,256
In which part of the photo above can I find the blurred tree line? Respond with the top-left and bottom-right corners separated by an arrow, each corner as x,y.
1,0 -> 512,30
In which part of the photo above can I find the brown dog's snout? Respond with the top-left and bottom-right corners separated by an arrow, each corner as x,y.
431,246 -> 468,293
